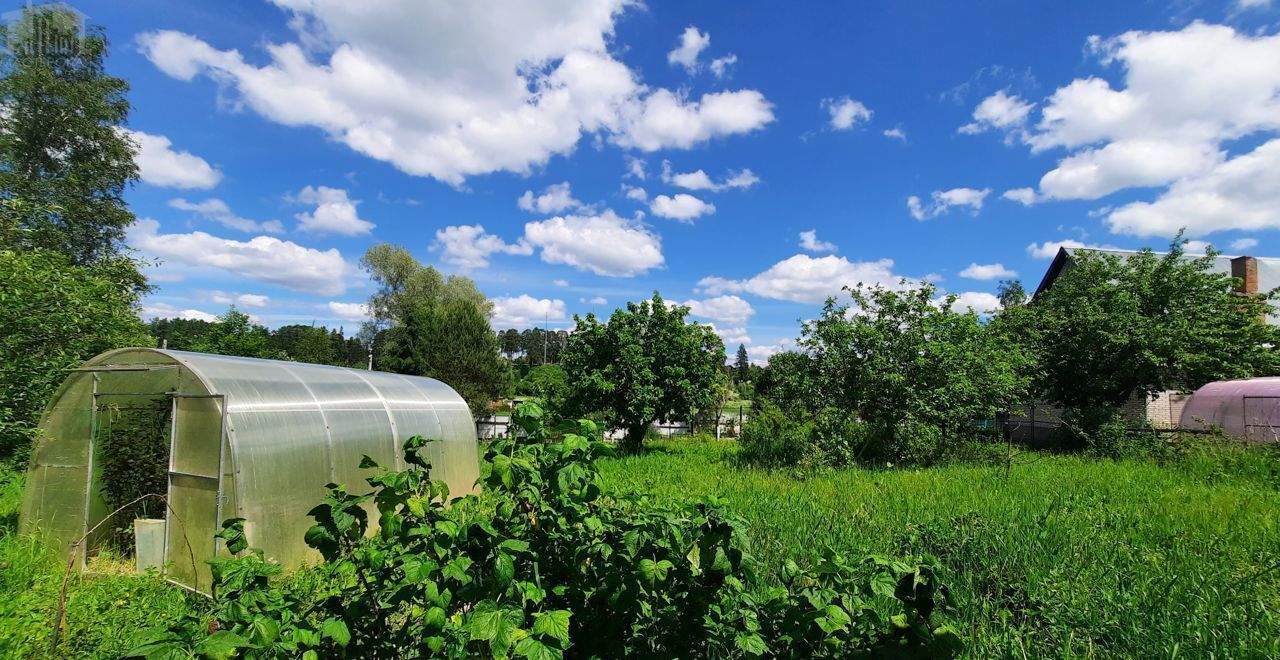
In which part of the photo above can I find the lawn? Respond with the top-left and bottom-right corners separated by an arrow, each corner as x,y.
598,439 -> 1280,658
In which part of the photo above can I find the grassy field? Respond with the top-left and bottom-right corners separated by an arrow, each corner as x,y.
2,439 -> 1278,658
598,440 -> 1280,658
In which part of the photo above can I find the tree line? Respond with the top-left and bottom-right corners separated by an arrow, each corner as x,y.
146,311 -> 369,368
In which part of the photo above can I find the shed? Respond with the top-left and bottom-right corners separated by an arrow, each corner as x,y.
1180,377 -> 1280,443
20,348 -> 479,593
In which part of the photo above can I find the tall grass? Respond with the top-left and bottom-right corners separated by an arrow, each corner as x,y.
0,467 -> 200,658
599,439 -> 1280,658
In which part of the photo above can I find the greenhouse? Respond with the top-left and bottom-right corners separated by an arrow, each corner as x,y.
20,348 -> 480,594
1180,377 -> 1280,443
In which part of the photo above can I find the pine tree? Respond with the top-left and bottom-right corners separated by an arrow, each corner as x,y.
735,343 -> 751,381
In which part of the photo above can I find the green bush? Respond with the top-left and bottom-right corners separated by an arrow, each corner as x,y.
128,403 -> 960,658
741,405 -> 968,469
0,248 -> 150,463
738,402 -> 811,467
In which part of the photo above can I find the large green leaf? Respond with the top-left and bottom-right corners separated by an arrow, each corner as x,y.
515,637 -> 563,660
192,631 -> 250,659
319,618 -> 351,648
531,610 -> 571,644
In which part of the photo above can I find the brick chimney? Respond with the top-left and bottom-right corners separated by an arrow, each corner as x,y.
1231,256 -> 1258,295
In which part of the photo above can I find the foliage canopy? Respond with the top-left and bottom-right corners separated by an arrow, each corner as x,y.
364,244 -> 510,417
0,246 -> 150,461
558,293 -> 726,451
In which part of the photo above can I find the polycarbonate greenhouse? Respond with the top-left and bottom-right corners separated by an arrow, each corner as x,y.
1180,377 -> 1280,443
20,348 -> 480,593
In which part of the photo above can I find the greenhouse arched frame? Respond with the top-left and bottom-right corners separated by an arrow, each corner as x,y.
20,348 -> 480,593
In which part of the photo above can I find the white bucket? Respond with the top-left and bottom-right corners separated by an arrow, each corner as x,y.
134,518 -> 165,574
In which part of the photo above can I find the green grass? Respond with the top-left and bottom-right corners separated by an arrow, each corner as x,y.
599,439 -> 1280,658
0,467 -> 201,658
2,439 -> 1277,657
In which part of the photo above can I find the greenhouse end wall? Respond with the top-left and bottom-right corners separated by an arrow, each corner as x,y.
1180,377 -> 1280,443
21,348 -> 481,593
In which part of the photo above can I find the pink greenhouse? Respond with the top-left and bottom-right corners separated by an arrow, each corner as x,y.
1179,378 -> 1280,443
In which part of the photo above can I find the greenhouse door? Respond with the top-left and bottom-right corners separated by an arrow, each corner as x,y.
1243,396 -> 1280,443
165,393 -> 226,594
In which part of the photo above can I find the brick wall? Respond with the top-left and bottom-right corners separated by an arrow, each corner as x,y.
1146,391 -> 1191,428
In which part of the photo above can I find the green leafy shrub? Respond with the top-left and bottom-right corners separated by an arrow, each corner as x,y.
748,283 -> 1029,469
128,403 -> 960,658
738,401 -> 811,467
0,248 -> 150,463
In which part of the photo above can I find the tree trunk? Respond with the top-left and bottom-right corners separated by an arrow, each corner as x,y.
622,423 -> 648,453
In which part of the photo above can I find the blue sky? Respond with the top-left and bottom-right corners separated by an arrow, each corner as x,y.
63,0 -> 1280,361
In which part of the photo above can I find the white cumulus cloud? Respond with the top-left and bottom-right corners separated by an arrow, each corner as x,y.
1026,238 -> 1117,259
523,210 -> 663,277
798,230 -> 837,253
139,3 -> 773,184
121,128 -> 222,189
614,88 -> 775,151
1001,188 -> 1040,206
1002,23 -> 1280,231
624,155 -> 646,180
1105,139 -> 1280,237
697,254 -> 911,304
327,301 -> 370,321
959,263 -> 1016,280
1039,139 -> 1222,201
142,303 -> 219,322
432,224 -> 533,271
946,291 -> 1002,315
517,182 -> 584,214
129,219 -> 354,295
682,295 -> 755,324
169,198 -> 284,234
621,184 -> 648,202
660,161 -> 759,192
210,291 -> 270,308
709,54 -> 737,78
491,295 -> 567,329
667,26 -> 710,72
883,127 -> 907,141
706,324 -> 751,346
822,96 -> 873,130
293,186 -> 374,235
650,193 -> 715,222
959,90 -> 1033,135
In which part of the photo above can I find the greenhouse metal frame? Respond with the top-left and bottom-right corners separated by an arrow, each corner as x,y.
20,348 -> 480,593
